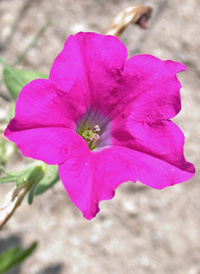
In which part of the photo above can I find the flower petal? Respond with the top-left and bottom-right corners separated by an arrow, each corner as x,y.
129,148 -> 195,189
106,54 -> 187,120
112,111 -> 194,169
50,35 -> 184,122
59,145 -> 137,220
49,35 -> 91,112
59,141 -> 194,220
4,32 -> 195,221
74,32 -> 128,116
121,54 -> 186,119
7,78 -> 88,130
5,126 -> 83,165
49,32 -> 128,121
5,78 -> 89,164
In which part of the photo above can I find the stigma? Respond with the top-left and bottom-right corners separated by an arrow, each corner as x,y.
81,125 -> 100,150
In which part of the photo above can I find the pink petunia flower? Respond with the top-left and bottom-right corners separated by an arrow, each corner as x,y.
5,32 -> 195,219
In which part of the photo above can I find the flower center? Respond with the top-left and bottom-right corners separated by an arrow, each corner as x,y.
81,125 -> 100,150
76,110 -> 111,150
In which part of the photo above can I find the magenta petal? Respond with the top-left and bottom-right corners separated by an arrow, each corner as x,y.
107,54 -> 187,120
112,114 -> 193,171
49,35 -> 90,113
9,78 -> 86,130
74,32 -> 128,116
5,77 -> 89,163
110,146 -> 194,189
123,74 -> 183,121
130,148 -> 195,189
59,139 -> 194,220
49,33 -> 128,118
3,32 -> 195,220
5,127 -> 83,164
59,145 -> 137,220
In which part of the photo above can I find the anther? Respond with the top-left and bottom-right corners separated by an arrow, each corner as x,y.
93,125 -> 100,132
92,133 -> 100,140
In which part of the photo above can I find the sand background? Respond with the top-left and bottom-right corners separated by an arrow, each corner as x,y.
0,0 -> 200,273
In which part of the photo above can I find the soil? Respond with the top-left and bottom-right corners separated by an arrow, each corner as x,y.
0,0 -> 200,273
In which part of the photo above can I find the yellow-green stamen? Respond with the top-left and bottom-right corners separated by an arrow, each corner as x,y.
81,125 -> 101,150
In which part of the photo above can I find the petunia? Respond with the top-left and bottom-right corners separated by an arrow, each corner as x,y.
5,32 -> 195,219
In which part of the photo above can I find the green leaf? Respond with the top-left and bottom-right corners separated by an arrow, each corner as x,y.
0,242 -> 37,274
0,57 -> 25,88
3,68 -> 48,101
9,101 -> 16,121
0,165 -> 25,177
0,163 -> 58,200
35,165 -> 59,196
0,176 -> 16,184
28,179 -> 40,205
0,165 -> 29,184
0,163 -> 45,187
16,164 -> 45,187
0,165 -> 23,183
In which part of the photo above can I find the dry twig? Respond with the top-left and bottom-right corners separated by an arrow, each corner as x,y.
0,183 -> 32,230
105,5 -> 152,37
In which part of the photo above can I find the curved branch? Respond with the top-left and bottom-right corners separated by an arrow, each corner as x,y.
0,182 -> 32,230
105,5 -> 152,37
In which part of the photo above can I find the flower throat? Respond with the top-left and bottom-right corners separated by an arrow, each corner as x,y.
81,125 -> 100,150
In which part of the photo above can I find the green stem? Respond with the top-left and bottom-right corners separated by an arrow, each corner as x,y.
0,57 -> 24,87
13,20 -> 50,66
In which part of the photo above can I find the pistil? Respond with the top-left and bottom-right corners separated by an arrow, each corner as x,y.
81,125 -> 100,150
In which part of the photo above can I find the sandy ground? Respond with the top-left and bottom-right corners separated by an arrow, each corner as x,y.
0,0 -> 200,273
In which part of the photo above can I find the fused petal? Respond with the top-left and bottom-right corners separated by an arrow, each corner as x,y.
5,126 -> 83,165
59,145 -> 137,220
107,54 -> 187,120
111,117 -> 194,176
7,79 -> 79,130
74,32 -> 128,117
4,32 -> 195,221
130,148 -> 194,190
5,78 -> 89,163
59,142 -> 194,219
49,35 -> 91,112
